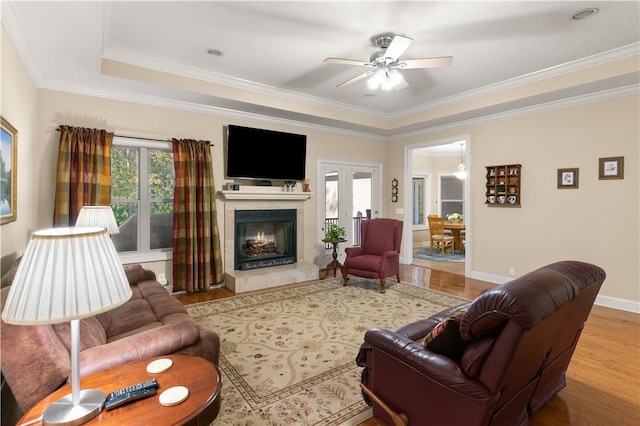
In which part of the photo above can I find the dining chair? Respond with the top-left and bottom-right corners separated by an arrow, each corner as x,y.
427,216 -> 455,255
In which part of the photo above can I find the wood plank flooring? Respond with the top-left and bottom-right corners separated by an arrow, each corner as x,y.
175,262 -> 640,426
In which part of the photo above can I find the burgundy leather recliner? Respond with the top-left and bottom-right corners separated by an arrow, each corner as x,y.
342,218 -> 403,293
356,260 -> 605,426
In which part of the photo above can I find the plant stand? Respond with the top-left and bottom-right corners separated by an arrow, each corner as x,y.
322,238 -> 347,278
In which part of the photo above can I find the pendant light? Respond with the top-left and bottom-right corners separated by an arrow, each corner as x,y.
453,143 -> 467,180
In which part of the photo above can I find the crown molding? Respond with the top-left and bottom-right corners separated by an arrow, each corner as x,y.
394,43 -> 640,118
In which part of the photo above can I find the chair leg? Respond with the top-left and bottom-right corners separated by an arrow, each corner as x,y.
360,383 -> 408,426
379,278 -> 386,294
342,271 -> 348,286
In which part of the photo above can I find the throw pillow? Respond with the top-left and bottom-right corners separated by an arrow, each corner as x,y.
422,310 -> 468,359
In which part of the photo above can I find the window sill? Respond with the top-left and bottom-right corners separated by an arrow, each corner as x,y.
119,250 -> 172,264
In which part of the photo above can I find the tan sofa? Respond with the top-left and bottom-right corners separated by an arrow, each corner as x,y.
0,259 -> 220,419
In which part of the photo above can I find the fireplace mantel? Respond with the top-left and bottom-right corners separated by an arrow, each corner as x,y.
217,190 -> 312,202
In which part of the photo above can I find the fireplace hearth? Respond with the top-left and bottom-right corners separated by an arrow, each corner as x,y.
235,209 -> 296,270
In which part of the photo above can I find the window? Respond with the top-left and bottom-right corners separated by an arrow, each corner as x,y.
440,175 -> 464,219
111,138 -> 174,262
412,176 -> 425,225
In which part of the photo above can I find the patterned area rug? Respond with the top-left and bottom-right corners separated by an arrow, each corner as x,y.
186,277 -> 468,426
413,247 -> 466,263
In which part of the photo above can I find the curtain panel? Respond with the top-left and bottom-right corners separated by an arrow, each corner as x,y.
53,126 -> 113,226
172,138 -> 224,293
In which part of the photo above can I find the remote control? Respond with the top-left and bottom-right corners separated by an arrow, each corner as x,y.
104,387 -> 157,410
106,379 -> 158,401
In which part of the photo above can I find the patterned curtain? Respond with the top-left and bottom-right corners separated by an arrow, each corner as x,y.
172,138 -> 224,293
53,126 -> 113,226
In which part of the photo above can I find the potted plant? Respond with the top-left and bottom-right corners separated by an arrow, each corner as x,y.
323,223 -> 346,242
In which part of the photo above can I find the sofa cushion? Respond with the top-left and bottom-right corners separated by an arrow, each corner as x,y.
0,255 -> 22,288
53,317 -> 107,352
422,310 -> 468,359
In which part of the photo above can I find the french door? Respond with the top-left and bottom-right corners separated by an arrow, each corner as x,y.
316,161 -> 381,266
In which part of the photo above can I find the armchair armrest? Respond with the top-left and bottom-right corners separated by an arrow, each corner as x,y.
345,246 -> 364,257
364,328 -> 491,400
79,320 -> 199,376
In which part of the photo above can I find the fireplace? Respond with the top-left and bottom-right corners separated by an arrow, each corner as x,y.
220,187 -> 319,293
234,209 -> 296,270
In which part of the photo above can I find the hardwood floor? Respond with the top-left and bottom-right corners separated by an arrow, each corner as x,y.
175,263 -> 640,426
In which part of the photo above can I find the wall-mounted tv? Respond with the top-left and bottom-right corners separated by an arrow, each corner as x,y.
226,125 -> 307,182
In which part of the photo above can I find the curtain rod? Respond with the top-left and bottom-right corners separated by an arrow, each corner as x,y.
56,128 -> 212,145
115,134 -> 213,146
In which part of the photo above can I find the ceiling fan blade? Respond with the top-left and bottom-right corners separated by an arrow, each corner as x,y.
384,35 -> 413,61
394,73 -> 410,90
324,57 -> 370,67
338,71 -> 372,87
399,56 -> 453,69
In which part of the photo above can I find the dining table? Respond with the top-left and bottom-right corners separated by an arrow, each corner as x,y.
444,221 -> 465,252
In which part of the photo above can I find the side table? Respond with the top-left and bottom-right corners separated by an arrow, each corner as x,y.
18,354 -> 222,426
323,238 -> 347,278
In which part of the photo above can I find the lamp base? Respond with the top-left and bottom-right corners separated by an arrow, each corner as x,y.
43,389 -> 105,426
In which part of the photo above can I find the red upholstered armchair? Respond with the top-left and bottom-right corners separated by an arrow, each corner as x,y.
342,218 -> 403,293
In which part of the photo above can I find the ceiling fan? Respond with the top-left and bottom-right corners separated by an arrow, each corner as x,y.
324,33 -> 453,90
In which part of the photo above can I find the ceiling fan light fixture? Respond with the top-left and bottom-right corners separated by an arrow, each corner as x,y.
367,68 -> 387,89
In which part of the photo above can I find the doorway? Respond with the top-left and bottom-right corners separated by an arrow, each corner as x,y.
316,160 -> 381,267
403,136 -> 470,276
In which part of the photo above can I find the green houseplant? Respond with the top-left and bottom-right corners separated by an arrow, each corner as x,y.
323,223 -> 346,242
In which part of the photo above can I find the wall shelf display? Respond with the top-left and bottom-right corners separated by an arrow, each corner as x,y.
485,164 -> 521,206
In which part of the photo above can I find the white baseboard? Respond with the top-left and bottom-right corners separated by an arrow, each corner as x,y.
469,270 -> 639,314
594,295 -> 640,313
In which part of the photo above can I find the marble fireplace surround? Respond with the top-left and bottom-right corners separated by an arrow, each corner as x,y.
219,187 -> 319,293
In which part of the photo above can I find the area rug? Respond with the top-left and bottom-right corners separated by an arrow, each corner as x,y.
413,247 -> 465,263
186,277 -> 468,426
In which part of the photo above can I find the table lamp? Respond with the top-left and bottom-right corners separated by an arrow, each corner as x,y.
1,227 -> 132,426
75,205 -> 120,235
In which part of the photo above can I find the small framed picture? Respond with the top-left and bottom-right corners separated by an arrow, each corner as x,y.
557,168 -> 579,189
1,116 -> 18,225
599,156 -> 624,180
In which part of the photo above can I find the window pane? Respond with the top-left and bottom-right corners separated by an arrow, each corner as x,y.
150,202 -> 173,249
111,148 -> 138,200
148,151 -> 174,200
112,202 -> 138,252
441,201 -> 463,219
412,177 -> 425,225
441,176 -> 463,200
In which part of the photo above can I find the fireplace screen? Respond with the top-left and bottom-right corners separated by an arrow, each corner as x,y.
235,209 -> 296,270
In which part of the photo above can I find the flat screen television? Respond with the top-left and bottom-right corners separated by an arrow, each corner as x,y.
226,125 -> 307,181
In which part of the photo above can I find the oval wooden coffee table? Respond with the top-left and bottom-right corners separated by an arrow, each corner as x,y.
18,354 -> 221,426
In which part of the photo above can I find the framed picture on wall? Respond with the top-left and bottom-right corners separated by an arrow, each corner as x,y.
1,116 -> 18,225
557,168 -> 579,189
599,156 -> 624,180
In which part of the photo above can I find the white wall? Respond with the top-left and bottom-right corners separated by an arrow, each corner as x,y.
0,26 -> 38,274
387,94 -> 640,311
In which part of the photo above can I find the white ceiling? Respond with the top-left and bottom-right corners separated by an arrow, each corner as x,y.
3,1 -> 639,139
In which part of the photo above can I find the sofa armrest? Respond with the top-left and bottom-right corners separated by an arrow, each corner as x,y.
79,320 -> 199,376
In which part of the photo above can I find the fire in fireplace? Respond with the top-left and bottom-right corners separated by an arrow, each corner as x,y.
234,209 -> 297,270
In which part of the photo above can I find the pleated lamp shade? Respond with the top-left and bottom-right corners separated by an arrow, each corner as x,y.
75,206 -> 120,235
1,227 -> 132,325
